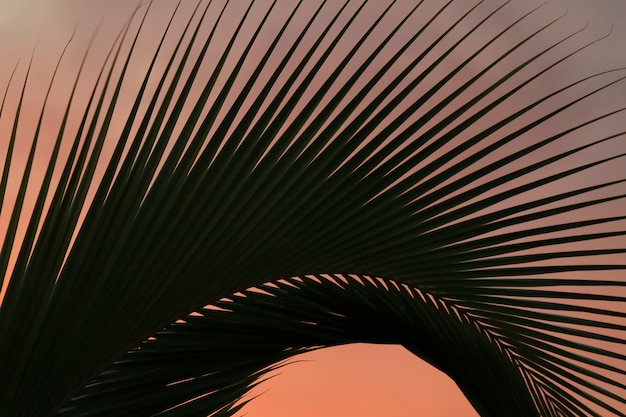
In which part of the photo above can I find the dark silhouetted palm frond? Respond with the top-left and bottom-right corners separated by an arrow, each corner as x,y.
1,1 -> 625,416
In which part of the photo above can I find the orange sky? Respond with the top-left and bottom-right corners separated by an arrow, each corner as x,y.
1,1 -> 625,416
243,344 -> 479,417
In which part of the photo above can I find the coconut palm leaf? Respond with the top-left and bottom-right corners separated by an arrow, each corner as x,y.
58,273 -> 626,417
59,275 -> 538,417
0,0 -> 625,416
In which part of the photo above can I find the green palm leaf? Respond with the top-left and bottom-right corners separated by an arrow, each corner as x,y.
60,276 -> 538,417
0,1 -> 624,416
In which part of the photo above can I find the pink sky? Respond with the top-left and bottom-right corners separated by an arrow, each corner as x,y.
1,1 -> 625,416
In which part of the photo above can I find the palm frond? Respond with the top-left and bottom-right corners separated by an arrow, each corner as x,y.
0,0 -> 624,416
59,275 -> 538,417
60,273 -> 626,417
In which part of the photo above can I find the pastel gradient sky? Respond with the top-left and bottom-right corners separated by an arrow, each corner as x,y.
1,1 -> 625,416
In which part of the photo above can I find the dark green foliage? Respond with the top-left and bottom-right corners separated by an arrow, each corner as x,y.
0,1 -> 625,416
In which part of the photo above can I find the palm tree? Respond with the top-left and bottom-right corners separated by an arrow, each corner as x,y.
1,0 -> 625,415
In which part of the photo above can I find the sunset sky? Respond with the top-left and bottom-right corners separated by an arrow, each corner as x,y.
1,0 -> 625,416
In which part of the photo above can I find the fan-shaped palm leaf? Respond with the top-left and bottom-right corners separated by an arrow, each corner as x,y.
0,0 -> 625,416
